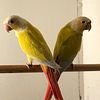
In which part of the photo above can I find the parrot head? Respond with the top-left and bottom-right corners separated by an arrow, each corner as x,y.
70,16 -> 91,33
3,15 -> 28,32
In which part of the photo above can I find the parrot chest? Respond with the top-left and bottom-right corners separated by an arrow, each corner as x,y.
16,31 -> 36,57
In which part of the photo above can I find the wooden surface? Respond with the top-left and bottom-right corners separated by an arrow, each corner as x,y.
0,64 -> 100,73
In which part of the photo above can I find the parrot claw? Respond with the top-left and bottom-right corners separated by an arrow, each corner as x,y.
26,63 -> 33,69
71,63 -> 74,69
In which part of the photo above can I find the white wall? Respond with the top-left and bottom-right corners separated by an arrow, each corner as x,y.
0,0 -> 80,100
83,0 -> 100,100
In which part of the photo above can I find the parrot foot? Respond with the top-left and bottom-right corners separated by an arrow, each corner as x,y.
26,63 -> 33,69
71,63 -> 74,69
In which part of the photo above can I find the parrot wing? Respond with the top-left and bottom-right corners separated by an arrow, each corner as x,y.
53,24 -> 72,60
24,26 -> 59,69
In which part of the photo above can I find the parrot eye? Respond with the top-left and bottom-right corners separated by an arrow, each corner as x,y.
9,19 -> 14,24
82,21 -> 85,24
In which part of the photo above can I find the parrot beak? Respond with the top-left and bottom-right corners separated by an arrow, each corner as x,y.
3,18 -> 13,32
87,21 -> 91,31
87,24 -> 91,31
3,24 -> 12,32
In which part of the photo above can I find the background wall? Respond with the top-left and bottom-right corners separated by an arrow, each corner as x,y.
0,0 -> 81,100
83,0 -> 100,100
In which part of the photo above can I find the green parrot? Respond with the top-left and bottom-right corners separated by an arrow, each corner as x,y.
45,16 -> 91,100
3,15 -> 63,100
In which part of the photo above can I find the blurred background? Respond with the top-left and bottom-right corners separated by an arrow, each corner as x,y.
0,0 -> 99,100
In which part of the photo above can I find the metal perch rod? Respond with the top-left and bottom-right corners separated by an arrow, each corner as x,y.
0,64 -> 99,73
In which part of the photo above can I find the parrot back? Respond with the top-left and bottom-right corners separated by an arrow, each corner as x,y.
54,24 -> 82,73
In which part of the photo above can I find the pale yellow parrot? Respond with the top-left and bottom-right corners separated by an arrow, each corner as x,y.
45,16 -> 91,100
3,15 -> 63,100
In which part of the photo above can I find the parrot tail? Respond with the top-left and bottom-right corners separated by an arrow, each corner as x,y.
44,71 -> 61,100
43,60 -> 61,70
41,65 -> 63,100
